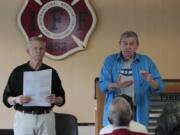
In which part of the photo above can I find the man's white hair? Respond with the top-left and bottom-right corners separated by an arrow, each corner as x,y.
108,97 -> 132,126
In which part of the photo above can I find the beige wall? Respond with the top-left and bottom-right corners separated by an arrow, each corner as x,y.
0,0 -> 180,128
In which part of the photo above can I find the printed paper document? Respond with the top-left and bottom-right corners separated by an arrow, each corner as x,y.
23,69 -> 52,106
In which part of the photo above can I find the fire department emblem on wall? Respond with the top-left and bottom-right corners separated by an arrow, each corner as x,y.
18,0 -> 96,60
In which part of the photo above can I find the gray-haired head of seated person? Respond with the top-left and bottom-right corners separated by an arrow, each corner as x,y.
108,97 -> 132,127
155,101 -> 180,135
116,94 -> 134,112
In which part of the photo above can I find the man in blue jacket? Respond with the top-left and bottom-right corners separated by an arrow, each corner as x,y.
99,31 -> 164,127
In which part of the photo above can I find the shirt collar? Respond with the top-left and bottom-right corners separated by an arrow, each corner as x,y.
113,126 -> 130,130
26,61 -> 45,71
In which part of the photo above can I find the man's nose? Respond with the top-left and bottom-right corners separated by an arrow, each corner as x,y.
36,49 -> 41,53
126,44 -> 131,48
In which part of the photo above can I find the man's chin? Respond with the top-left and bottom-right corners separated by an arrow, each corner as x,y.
123,55 -> 133,60
34,57 -> 43,62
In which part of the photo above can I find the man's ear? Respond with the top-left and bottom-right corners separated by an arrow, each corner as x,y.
130,110 -> 133,120
108,117 -> 113,124
26,48 -> 29,54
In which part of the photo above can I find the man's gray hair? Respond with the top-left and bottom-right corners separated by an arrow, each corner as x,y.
120,31 -> 139,45
108,97 -> 132,126
27,36 -> 45,48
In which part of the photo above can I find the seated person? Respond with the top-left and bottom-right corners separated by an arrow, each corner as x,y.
100,94 -> 148,135
101,96 -> 148,135
155,101 -> 180,135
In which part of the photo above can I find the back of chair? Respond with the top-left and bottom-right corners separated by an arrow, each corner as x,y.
0,129 -> 14,135
55,113 -> 78,135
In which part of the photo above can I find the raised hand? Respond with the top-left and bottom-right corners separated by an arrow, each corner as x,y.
116,74 -> 133,88
140,70 -> 152,82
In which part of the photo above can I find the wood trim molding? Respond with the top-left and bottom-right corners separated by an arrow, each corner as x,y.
163,79 -> 180,93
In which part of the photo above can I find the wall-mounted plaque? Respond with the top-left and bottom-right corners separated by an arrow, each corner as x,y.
18,0 -> 96,60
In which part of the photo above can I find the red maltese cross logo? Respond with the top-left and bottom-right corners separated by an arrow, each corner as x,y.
18,0 -> 96,60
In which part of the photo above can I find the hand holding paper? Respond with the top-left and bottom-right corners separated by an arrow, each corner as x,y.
46,94 -> 56,104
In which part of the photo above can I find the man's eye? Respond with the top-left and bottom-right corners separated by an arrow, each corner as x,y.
130,43 -> 135,46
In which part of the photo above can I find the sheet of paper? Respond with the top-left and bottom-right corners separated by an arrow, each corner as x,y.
23,69 -> 52,106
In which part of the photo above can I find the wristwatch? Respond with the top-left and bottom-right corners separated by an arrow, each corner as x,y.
12,97 -> 17,105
